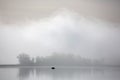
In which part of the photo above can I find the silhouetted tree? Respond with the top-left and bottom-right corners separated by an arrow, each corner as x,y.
17,53 -> 34,65
35,56 -> 41,65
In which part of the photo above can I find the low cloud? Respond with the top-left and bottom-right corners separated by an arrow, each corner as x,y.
0,9 -> 120,64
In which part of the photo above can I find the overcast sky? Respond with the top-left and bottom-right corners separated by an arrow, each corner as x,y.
0,0 -> 120,64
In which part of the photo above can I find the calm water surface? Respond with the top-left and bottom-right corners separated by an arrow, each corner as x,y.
0,67 -> 120,80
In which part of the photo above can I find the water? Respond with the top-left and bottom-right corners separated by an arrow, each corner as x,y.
0,67 -> 120,80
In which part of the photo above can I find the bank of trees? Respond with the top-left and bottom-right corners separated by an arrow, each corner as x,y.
17,53 -> 103,66
17,53 -> 34,65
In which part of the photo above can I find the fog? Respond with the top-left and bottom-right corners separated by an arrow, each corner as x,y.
0,9 -> 120,65
1,0 -> 120,23
0,0 -> 120,65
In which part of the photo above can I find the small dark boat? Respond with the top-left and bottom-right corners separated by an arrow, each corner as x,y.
51,67 -> 55,69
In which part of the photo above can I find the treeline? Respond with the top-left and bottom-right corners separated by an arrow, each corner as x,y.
17,53 -> 103,66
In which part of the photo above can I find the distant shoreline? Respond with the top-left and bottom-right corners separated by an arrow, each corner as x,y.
0,64 -> 120,68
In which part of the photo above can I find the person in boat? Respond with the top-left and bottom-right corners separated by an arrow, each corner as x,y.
51,66 -> 55,69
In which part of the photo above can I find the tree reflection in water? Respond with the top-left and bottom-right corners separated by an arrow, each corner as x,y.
18,67 -> 105,80
18,68 -> 34,80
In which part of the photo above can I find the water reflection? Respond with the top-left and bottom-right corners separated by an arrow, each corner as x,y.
18,68 -> 34,80
18,67 -> 108,80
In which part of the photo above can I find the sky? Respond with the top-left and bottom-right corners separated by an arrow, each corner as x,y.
0,0 -> 120,64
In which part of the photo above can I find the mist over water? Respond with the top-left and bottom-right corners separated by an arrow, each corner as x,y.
0,9 -> 120,65
1,0 -> 120,80
1,67 -> 120,80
